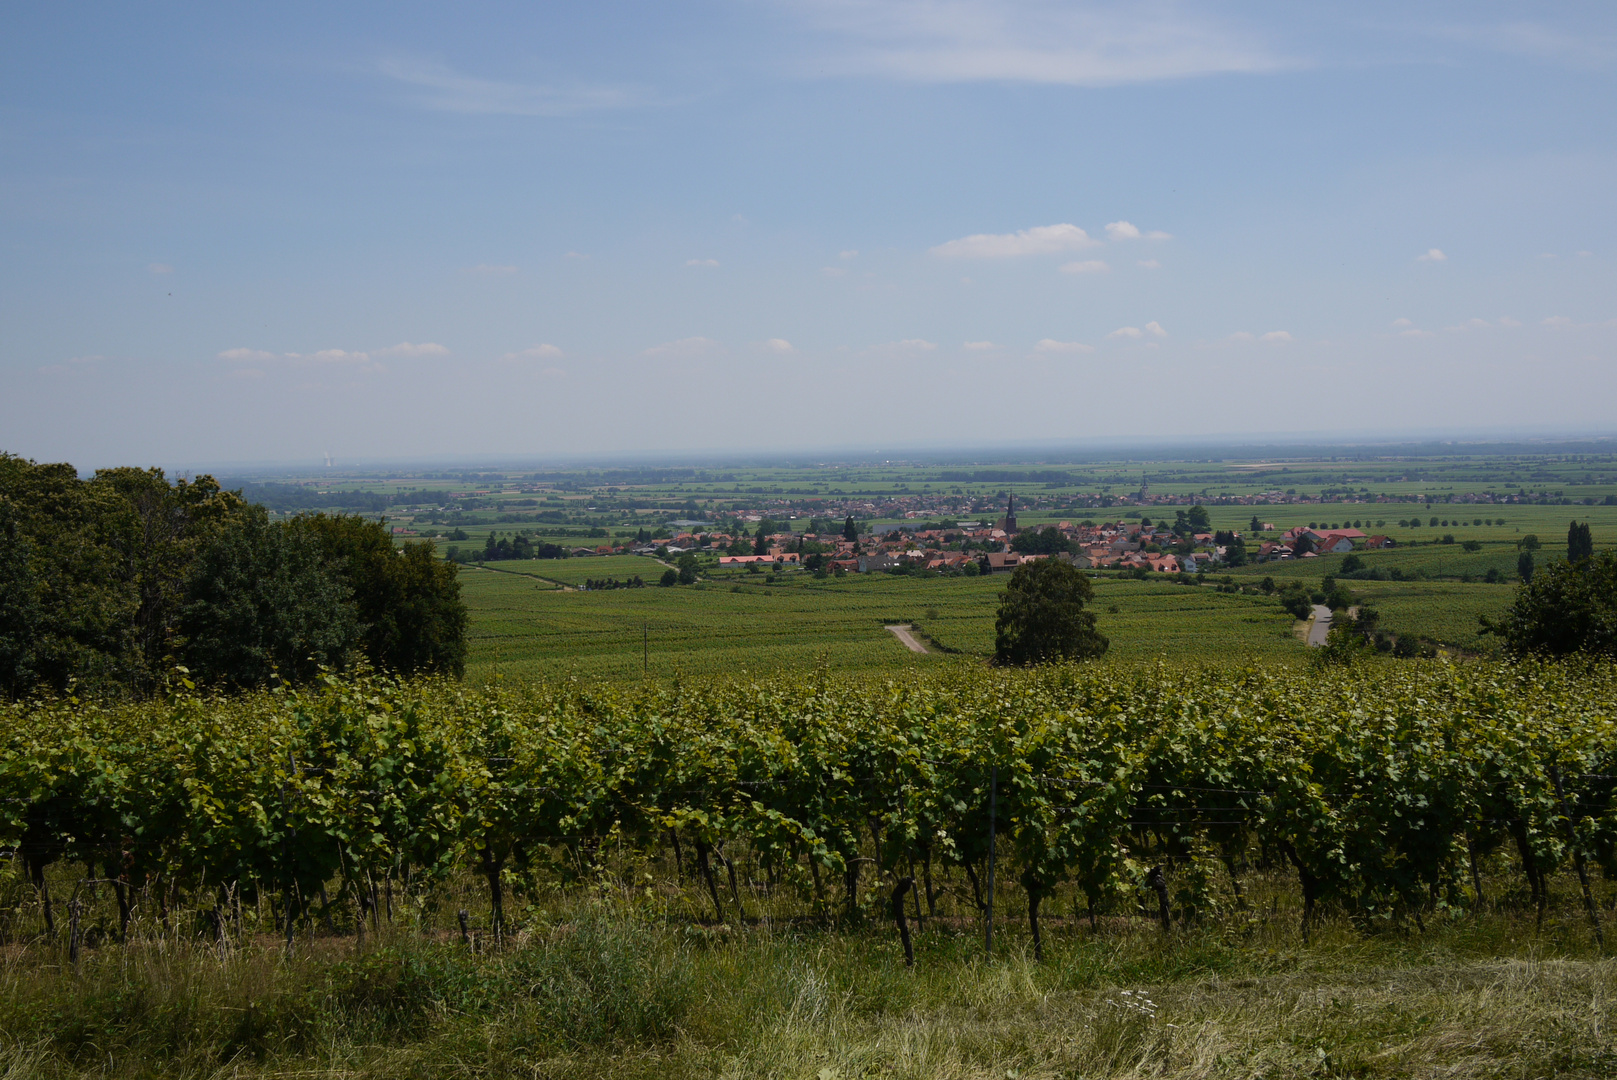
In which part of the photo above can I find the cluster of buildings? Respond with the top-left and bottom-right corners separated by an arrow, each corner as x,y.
1255,526 -> 1394,562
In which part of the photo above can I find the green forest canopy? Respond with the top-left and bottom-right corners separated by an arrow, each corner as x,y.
0,453 -> 466,699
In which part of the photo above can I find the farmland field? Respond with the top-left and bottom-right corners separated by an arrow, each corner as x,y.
459,565 -> 1303,683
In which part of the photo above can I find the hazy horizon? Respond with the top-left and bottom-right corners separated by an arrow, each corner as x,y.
4,2 -> 1615,464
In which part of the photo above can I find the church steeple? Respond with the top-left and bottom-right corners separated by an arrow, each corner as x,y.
999,494 -> 1018,534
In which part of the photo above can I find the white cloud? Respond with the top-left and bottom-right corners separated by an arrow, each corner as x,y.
762,338 -> 795,353
218,348 -> 276,362
930,223 -> 1096,258
1391,318 -> 1413,327
1260,330 -> 1292,343
839,249 -> 859,259
1104,220 -> 1140,241
1108,326 -> 1144,339
962,340 -> 998,350
686,258 -> 720,268
462,264 -> 519,275
1543,315 -> 1573,328
1058,259 -> 1110,275
642,336 -> 720,359
787,1 -> 1292,86
821,266 -> 847,277
1417,248 -> 1448,262
1145,321 -> 1167,337
306,349 -> 374,365
1227,331 -> 1255,343
500,344 -> 564,363
1498,316 -> 1522,327
374,56 -> 651,116
1034,338 -> 1094,354
870,338 -> 938,355
148,263 -> 173,275
1137,258 -> 1160,269
373,342 -> 450,358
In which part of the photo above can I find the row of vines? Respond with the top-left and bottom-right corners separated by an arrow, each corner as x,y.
4,660 -> 1616,961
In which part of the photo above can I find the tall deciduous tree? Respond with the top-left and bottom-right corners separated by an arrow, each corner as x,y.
993,559 -> 1108,666
179,510 -> 359,688
1482,548 -> 1617,659
1568,520 -> 1595,563
293,514 -> 468,678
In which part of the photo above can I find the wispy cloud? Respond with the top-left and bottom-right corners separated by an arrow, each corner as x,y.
931,223 -> 1096,258
500,344 -> 564,362
1108,326 -> 1143,339
762,338 -> 795,353
642,336 -> 721,359
1417,248 -> 1447,262
962,340 -> 999,350
869,338 -> 938,356
1058,259 -> 1110,274
215,342 -> 443,373
373,342 -> 450,358
375,56 -> 652,116
1260,330 -> 1292,343
1034,338 -> 1094,354
784,0 -> 1293,86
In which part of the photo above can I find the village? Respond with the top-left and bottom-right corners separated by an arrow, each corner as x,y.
604,498 -> 1398,578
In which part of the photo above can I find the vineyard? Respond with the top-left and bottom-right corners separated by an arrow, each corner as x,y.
5,659 -> 1617,959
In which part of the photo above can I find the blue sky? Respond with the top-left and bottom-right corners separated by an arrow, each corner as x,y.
3,1 -> 1615,468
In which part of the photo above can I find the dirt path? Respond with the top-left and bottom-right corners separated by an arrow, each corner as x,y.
885,624 -> 929,654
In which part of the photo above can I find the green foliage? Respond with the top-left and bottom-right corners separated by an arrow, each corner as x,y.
178,510 -> 360,688
1010,525 -> 1071,556
992,560 -> 1108,665
295,514 -> 468,679
1483,548 -> 1617,660
0,456 -> 468,697
1569,520 -> 1595,563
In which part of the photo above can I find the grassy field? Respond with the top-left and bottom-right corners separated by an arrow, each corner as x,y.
482,553 -> 668,587
459,567 -> 1303,683
6,865 -> 1615,1078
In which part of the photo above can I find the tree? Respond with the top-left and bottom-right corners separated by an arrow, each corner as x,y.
676,551 -> 699,584
1517,549 -> 1535,583
293,514 -> 469,678
178,511 -> 359,689
992,560 -> 1108,666
1568,520 -> 1594,563
1518,534 -> 1541,552
753,523 -> 769,556
1293,533 -> 1316,556
1250,515 -> 1263,534
1010,525 -> 1070,556
843,516 -> 858,542
1186,504 -> 1211,532
0,498 -> 39,697
1481,548 -> 1617,660
659,569 -> 678,587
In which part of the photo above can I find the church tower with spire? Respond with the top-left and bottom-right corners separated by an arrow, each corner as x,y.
998,494 -> 1018,534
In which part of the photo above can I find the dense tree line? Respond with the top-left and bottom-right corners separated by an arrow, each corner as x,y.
0,453 -> 467,698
